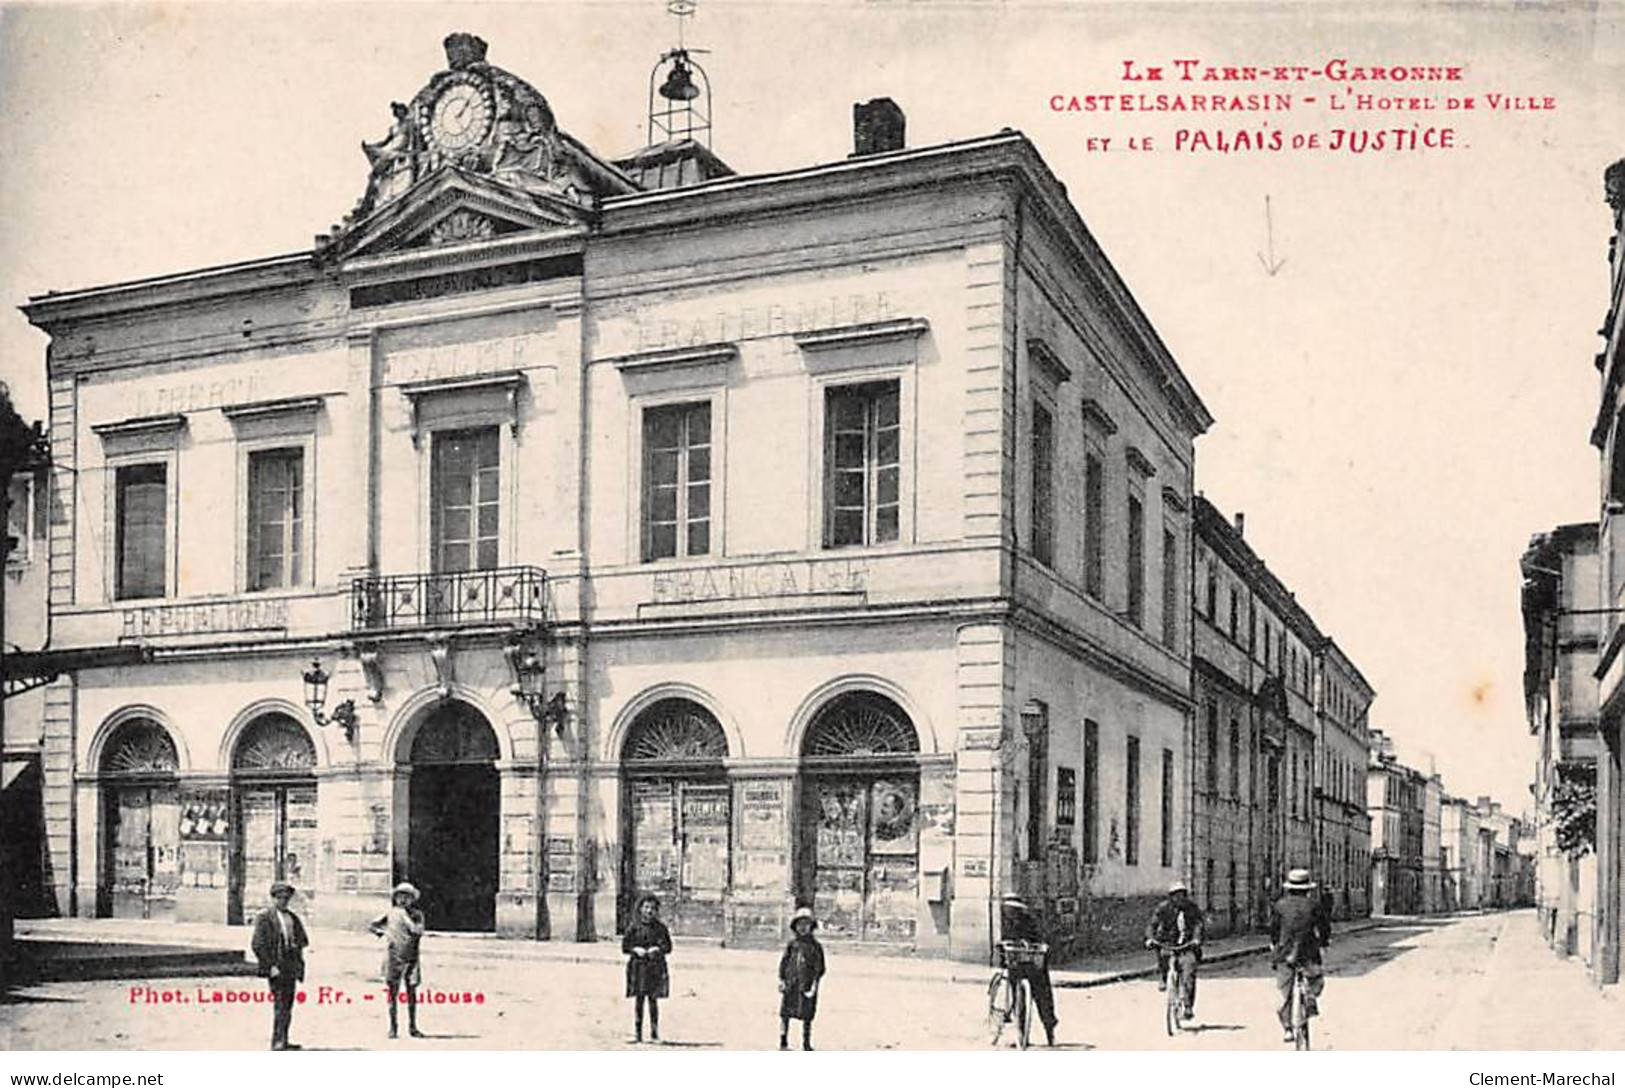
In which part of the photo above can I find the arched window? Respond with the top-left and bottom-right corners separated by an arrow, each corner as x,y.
232,714 -> 316,772
802,691 -> 918,758
622,698 -> 728,763
101,718 -> 178,775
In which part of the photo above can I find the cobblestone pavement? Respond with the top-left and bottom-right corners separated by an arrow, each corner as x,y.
2,910 -> 1615,1050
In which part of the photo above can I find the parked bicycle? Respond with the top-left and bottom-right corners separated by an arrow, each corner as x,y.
1148,939 -> 1198,1035
986,940 -> 1048,1049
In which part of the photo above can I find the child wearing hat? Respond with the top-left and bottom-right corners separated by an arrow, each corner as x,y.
622,893 -> 673,1043
777,906 -> 826,1051
370,882 -> 426,1039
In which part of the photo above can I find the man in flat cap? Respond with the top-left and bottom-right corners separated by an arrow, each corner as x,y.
251,881 -> 310,1050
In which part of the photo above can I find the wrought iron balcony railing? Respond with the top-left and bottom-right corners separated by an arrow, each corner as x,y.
351,566 -> 547,631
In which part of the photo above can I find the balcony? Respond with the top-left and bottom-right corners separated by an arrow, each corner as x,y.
351,566 -> 547,631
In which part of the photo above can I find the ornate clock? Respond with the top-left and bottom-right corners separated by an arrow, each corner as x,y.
423,73 -> 494,155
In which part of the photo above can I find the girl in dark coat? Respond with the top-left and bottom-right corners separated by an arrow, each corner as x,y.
622,894 -> 672,1043
777,906 -> 826,1051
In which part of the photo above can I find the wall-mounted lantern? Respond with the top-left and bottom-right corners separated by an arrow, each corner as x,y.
302,658 -> 359,743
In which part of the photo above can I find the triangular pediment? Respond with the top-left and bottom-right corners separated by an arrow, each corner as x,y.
322,167 -> 588,262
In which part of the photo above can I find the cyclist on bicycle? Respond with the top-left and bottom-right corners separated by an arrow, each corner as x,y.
1143,880 -> 1205,1019
1000,895 -> 1058,1047
1269,868 -> 1332,1042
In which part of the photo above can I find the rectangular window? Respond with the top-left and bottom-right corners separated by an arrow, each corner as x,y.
1126,734 -> 1141,866
431,426 -> 500,573
1160,747 -> 1174,868
247,449 -> 304,590
1030,402 -> 1054,566
1205,703 -> 1219,794
1161,527 -> 1178,648
825,381 -> 900,548
1025,704 -> 1048,860
115,463 -> 167,599
1264,624 -> 1272,669
643,402 -> 712,561
1083,452 -> 1104,597
1249,601 -> 1257,653
1205,566 -> 1217,619
1056,766 -> 1077,828
1229,719 -> 1241,798
1127,493 -> 1145,626
1083,720 -> 1100,864
1228,587 -> 1239,640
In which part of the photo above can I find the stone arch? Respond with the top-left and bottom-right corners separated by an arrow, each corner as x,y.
604,683 -> 744,763
87,706 -> 189,774
219,699 -> 328,771
382,684 -> 516,765
800,690 -> 919,759
784,675 -> 937,759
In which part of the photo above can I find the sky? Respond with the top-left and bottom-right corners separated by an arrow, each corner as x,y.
3,0 -> 1623,814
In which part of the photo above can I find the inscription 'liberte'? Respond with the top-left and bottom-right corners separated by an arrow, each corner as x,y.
650,560 -> 869,605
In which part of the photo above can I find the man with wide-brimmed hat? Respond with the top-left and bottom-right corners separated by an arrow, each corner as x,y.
1144,879 -> 1206,1021
998,894 -> 1058,1046
370,881 -> 427,1039
250,882 -> 310,1050
1269,868 -> 1331,1041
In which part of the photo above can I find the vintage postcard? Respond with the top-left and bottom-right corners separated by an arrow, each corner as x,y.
1,0 -> 1623,1074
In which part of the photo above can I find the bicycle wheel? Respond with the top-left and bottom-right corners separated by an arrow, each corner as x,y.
1293,977 -> 1312,1051
1165,964 -> 1180,1036
987,974 -> 1013,1046
1016,978 -> 1032,1050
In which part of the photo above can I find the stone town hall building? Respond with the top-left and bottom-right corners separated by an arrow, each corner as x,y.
19,33 -> 1210,960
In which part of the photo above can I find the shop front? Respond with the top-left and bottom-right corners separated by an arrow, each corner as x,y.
97,716 -> 181,921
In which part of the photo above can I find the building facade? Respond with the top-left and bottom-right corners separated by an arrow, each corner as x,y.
1316,638 -> 1375,920
18,34 -> 1211,960
1521,522 -> 1601,963
1367,729 -> 1425,915
3,460 -> 53,920
1421,770 -> 1444,913
1188,499 -> 1371,936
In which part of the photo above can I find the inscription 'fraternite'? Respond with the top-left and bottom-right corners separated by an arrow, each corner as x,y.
650,560 -> 868,605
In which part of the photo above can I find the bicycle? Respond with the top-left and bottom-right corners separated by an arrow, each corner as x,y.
1149,940 -> 1197,1036
1288,964 -> 1313,1051
986,940 -> 1048,1049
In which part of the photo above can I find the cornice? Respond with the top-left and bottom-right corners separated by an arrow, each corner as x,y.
603,342 -> 737,373
24,253 -> 316,332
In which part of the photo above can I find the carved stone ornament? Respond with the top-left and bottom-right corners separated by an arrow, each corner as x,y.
427,209 -> 497,247
340,34 -> 573,235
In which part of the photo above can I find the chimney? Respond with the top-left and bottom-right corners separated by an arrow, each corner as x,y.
853,98 -> 906,156
1478,795 -> 1492,811
1233,512 -> 1245,537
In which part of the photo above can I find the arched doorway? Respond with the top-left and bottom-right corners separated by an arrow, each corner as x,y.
797,691 -> 920,944
621,698 -> 730,937
99,717 -> 180,920
406,701 -> 499,932
229,714 -> 317,924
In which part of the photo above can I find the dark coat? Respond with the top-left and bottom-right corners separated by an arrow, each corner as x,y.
1146,896 -> 1207,955
250,907 -> 309,984
778,934 -> 826,1021
1270,893 -> 1330,967
622,919 -> 672,998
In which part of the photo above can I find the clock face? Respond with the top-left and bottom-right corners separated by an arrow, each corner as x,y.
429,80 -> 493,153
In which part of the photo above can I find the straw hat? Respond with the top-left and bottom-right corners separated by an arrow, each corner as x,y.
1283,868 -> 1316,891
392,882 -> 420,904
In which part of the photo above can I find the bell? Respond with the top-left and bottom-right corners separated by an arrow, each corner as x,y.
658,60 -> 700,102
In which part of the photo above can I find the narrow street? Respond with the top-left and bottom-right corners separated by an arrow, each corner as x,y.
2,910 -> 1617,1050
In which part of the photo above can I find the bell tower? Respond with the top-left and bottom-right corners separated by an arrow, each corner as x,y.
647,0 -> 713,147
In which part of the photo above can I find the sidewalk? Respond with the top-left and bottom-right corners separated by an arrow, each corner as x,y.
15,913 -> 1387,989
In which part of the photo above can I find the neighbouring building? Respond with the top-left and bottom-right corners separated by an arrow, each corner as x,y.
17,32 -> 1212,960
1586,154 -> 1625,987
1442,793 -> 1485,910
1189,498 -> 1372,936
1521,522 -> 1601,964
1368,729 -> 1425,915
1421,769 -> 1444,913
1315,638 -> 1375,921
2,457 -> 53,919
